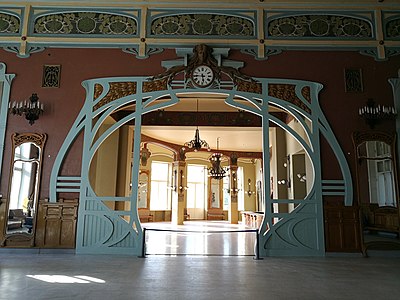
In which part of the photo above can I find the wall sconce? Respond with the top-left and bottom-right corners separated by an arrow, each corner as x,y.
230,170 -> 240,195
278,155 -> 291,188
9,93 -> 44,125
246,178 -> 255,196
358,98 -> 397,129
277,179 -> 290,187
178,170 -> 188,194
140,144 -> 151,166
297,173 -> 306,182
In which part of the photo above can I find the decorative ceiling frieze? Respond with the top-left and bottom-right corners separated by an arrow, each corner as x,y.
0,3 -> 399,60
385,16 -> 400,39
149,12 -> 255,37
33,11 -> 138,36
0,12 -> 20,34
267,14 -> 373,39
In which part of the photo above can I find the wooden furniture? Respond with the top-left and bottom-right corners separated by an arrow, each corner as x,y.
323,202 -> 361,253
361,204 -> 399,234
138,209 -> 153,222
35,199 -> 78,248
184,208 -> 190,221
207,209 -> 225,220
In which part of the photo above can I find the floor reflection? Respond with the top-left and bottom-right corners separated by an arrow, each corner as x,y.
142,221 -> 257,256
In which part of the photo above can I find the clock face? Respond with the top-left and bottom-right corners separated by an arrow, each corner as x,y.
192,65 -> 214,87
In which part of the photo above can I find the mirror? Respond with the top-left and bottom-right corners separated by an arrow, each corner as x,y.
357,140 -> 397,207
353,131 -> 400,256
3,133 -> 46,243
210,178 -> 221,209
138,171 -> 149,209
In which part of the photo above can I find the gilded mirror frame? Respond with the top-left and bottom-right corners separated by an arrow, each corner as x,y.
1,132 -> 47,247
138,170 -> 150,209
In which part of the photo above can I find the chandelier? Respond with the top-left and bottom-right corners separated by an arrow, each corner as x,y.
8,93 -> 44,125
358,98 -> 397,129
184,99 -> 210,151
208,138 -> 227,180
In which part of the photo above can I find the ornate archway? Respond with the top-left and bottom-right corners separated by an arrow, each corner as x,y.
49,45 -> 352,256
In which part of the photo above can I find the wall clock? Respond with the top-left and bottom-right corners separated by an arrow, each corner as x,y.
191,65 -> 214,87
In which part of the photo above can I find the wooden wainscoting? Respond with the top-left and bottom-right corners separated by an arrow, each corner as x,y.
35,199 -> 78,248
324,201 -> 361,253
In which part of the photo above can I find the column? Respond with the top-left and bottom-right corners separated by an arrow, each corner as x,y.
228,164 -> 239,224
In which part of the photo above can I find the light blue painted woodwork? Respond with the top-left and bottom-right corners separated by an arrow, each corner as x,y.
0,5 -> 399,60
49,68 -> 353,256
0,62 -> 15,182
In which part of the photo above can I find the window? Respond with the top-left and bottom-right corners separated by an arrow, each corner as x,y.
150,161 -> 171,210
186,164 -> 206,219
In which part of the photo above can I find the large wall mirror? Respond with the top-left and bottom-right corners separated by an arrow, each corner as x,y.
138,171 -> 149,209
1,133 -> 47,246
352,131 -> 400,256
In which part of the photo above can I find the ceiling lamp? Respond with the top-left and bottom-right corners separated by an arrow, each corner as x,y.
208,138 -> 227,180
184,99 -> 210,151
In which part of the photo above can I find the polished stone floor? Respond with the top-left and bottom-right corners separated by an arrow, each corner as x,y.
143,221 -> 257,256
1,221 -> 400,300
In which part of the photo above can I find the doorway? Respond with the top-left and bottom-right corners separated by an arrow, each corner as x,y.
186,164 -> 207,220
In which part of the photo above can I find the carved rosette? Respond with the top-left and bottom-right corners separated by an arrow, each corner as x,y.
93,82 -> 137,111
268,84 -> 311,114
142,78 -> 168,93
12,132 -> 47,147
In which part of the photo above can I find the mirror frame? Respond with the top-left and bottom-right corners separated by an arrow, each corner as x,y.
1,132 -> 47,247
138,170 -> 150,209
352,131 -> 399,208
352,131 -> 400,255
208,177 -> 223,210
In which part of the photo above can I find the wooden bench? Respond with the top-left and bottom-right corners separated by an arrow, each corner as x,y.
207,210 -> 225,220
139,210 -> 153,223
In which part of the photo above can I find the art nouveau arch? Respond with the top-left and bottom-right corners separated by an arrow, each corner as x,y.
49,71 -> 352,256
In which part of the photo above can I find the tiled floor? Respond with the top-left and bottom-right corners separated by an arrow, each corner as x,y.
143,221 -> 257,256
1,221 -> 400,300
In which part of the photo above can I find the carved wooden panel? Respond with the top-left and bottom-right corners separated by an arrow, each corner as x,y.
324,203 -> 361,252
35,199 -> 78,248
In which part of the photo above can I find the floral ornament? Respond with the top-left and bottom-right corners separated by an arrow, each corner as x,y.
35,14 -> 73,34
386,18 -> 400,38
0,13 -> 20,33
192,14 -> 213,35
151,13 -> 253,36
76,12 -> 97,34
215,16 -> 253,36
99,14 -> 137,35
152,15 -> 190,35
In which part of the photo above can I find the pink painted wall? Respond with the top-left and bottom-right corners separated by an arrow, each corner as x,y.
1,47 -> 399,201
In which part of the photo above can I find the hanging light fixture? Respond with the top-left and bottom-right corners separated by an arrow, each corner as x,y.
8,93 -> 44,125
184,99 -> 210,151
208,137 -> 227,180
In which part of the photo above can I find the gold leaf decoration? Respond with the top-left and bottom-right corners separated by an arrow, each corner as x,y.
93,82 -> 137,111
268,84 -> 311,114
142,78 -> 168,93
